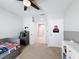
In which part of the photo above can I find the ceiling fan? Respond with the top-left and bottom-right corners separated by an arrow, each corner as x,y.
17,0 -> 40,11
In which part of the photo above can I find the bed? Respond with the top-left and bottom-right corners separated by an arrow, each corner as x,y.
0,38 -> 23,59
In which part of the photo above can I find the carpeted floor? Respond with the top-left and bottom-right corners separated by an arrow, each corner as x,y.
16,44 -> 62,59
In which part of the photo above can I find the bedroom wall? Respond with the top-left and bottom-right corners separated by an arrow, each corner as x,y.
64,31 -> 79,43
64,0 -> 79,31
0,8 -> 23,39
46,13 -> 64,47
64,0 -> 79,43
23,15 -> 36,45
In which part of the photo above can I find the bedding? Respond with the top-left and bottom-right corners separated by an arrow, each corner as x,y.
0,47 -> 8,54
0,39 -> 20,59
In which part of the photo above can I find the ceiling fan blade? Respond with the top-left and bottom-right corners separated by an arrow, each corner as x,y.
30,1 -> 40,10
17,0 -> 40,10
24,6 -> 27,11
17,0 -> 23,1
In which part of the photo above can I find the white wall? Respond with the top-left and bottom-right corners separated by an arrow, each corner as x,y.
64,0 -> 79,31
0,8 -> 23,39
64,0 -> 79,43
47,14 -> 64,47
23,15 -> 35,45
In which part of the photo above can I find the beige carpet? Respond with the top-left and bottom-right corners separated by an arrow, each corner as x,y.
16,44 -> 62,59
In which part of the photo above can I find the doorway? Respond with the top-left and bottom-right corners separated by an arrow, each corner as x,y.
36,24 -> 46,44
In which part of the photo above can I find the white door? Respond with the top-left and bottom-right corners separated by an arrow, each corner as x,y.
47,19 -> 63,47
36,24 -> 46,44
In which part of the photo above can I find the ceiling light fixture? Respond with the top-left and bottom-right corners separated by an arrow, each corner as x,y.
23,0 -> 31,7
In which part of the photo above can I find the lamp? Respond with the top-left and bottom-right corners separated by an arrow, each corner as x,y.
23,0 -> 31,7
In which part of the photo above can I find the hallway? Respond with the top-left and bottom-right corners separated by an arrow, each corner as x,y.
37,24 -> 46,44
16,44 -> 62,59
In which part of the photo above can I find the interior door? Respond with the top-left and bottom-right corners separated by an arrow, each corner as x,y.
35,24 -> 47,44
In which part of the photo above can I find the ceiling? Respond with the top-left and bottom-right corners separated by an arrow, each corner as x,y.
0,0 -> 73,17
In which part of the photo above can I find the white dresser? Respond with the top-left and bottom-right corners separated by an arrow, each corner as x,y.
63,41 -> 79,59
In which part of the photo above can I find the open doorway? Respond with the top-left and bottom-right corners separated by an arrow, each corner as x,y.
36,24 -> 47,44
